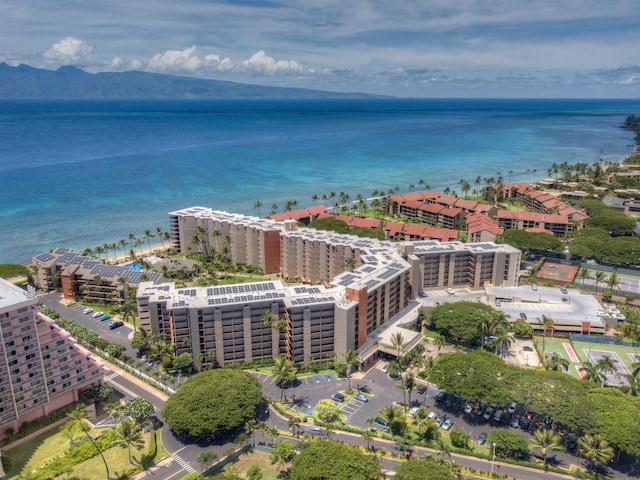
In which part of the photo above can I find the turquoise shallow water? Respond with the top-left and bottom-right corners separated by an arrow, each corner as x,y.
0,98 -> 638,264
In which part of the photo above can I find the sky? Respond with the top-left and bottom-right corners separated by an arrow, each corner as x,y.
1,0 -> 639,97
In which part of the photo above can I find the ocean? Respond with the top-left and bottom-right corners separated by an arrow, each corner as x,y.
1,98 -> 638,265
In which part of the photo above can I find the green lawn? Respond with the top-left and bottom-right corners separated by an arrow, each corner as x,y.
3,425 -> 168,480
3,425 -> 69,478
210,450 -> 281,479
70,430 -> 166,479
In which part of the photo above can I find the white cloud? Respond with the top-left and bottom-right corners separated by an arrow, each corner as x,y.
241,51 -> 305,76
43,37 -> 95,65
146,46 -> 233,74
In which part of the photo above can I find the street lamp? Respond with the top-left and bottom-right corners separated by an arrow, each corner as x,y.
491,442 -> 496,474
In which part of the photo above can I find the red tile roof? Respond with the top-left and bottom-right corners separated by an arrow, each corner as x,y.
495,210 -> 570,224
390,191 -> 441,204
466,214 -> 503,235
385,222 -> 458,242
270,205 -> 327,221
316,213 -> 381,229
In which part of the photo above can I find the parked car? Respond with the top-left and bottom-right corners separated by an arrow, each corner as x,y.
418,291 -> 427,298
464,402 -> 474,414
108,321 -> 124,330
531,284 -> 538,291
417,384 -> 427,394
476,401 -> 487,417
435,416 -> 445,428
83,308 -> 93,314
483,406 -> 495,420
477,432 -> 488,445
100,314 -> 111,321
92,311 -> 104,318
141,355 -> 148,363
560,287 -> 568,294
427,411 -> 436,420
64,300 -> 76,307
331,393 -> 346,404
522,345 -> 534,352
520,418 -> 532,430
510,415 -> 521,428
354,393 -> 369,403
445,287 -> 455,295
382,364 -> 390,373
375,417 -> 390,427
408,406 -> 420,419
435,391 -> 447,402
567,435 -> 578,450
507,401 -> 518,414
493,409 -> 504,423
442,418 -> 454,430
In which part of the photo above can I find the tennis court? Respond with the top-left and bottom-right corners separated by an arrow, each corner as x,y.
583,349 -> 630,386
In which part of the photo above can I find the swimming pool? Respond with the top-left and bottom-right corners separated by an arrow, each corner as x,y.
125,263 -> 143,272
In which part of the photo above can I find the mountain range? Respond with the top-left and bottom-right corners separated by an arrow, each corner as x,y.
0,63 -> 381,99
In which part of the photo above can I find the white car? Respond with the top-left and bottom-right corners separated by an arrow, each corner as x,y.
92,311 -> 104,318
595,310 -> 607,317
445,287 -> 455,295
83,308 -> 93,314
442,418 -> 454,430
408,406 -> 420,418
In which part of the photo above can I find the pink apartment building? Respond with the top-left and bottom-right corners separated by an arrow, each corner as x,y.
0,278 -> 104,439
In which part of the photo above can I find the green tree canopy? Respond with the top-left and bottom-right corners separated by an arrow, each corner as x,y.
308,217 -> 350,234
426,302 -> 498,344
497,229 -> 563,253
393,457 -> 462,480
123,398 -> 154,425
290,440 -> 380,480
429,351 -> 640,456
486,429 -> 529,459
577,199 -> 637,236
162,369 -> 263,439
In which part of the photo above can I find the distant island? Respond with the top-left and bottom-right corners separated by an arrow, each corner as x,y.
0,63 -> 386,99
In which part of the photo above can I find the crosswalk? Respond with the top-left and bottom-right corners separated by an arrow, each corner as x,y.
172,453 -> 196,473
105,372 -> 119,380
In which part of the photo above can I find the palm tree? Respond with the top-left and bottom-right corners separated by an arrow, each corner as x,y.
155,227 -> 166,250
287,417 -> 300,436
580,362 -> 602,385
578,268 -> 593,286
421,356 -> 437,404
389,333 -> 408,409
379,404 -> 402,431
495,330 -> 514,358
149,339 -> 175,367
595,355 -> 617,387
343,349 -> 362,390
272,355 -> 297,401
578,433 -> 615,472
539,315 -> 554,352
67,404 -> 110,479
112,418 -> 144,464
433,334 -> 446,354
544,354 -> 570,372
593,271 -> 606,293
478,314 -> 492,351
361,428 -> 374,450
621,371 -> 640,396
253,200 -> 263,217
530,429 -> 566,464
404,372 -> 417,406
606,272 -> 620,293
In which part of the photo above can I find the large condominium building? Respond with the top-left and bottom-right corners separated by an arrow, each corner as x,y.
0,278 -> 104,439
139,207 -> 521,368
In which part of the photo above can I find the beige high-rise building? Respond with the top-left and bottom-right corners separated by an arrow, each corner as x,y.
138,207 -> 521,369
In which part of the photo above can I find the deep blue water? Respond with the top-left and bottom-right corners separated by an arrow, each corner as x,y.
1,98 -> 638,264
